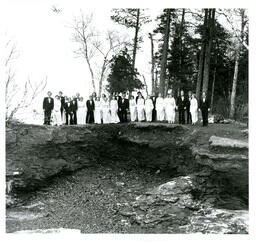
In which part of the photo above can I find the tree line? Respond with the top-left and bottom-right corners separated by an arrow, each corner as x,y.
72,8 -> 248,121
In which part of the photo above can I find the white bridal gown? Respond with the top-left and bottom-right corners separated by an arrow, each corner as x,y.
190,97 -> 198,124
164,97 -> 176,123
137,98 -> 145,122
101,99 -> 111,124
53,99 -> 62,126
110,99 -> 120,123
156,97 -> 165,121
94,100 -> 102,124
129,99 -> 137,122
145,98 -> 154,122
77,100 -> 87,125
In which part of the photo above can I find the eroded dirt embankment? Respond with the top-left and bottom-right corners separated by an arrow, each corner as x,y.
6,122 -> 248,233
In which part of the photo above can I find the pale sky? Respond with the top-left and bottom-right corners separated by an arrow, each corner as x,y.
1,2 -> 160,94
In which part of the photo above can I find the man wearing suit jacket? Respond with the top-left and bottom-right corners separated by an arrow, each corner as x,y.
176,90 -> 187,124
118,92 -> 129,123
186,91 -> 192,124
86,95 -> 95,124
59,91 -> 65,121
151,93 -> 157,122
199,92 -> 210,126
64,97 -> 73,125
71,96 -> 78,125
43,91 -> 54,125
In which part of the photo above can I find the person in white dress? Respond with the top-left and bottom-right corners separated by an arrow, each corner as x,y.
136,93 -> 145,122
129,95 -> 137,122
101,94 -> 111,124
94,97 -> 102,124
77,97 -> 87,125
52,95 -> 62,126
156,93 -> 165,121
190,93 -> 198,125
110,96 -> 120,123
145,95 -> 154,122
164,93 -> 176,123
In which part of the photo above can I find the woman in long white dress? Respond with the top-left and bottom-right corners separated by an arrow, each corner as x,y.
110,96 -> 120,123
101,94 -> 111,124
77,97 -> 87,125
190,93 -> 198,125
164,93 -> 176,123
145,95 -> 154,122
52,95 -> 62,126
129,95 -> 137,122
94,97 -> 102,124
137,94 -> 145,122
156,93 -> 165,121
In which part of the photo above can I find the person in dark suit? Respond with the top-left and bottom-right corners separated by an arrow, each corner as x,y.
64,97 -> 73,125
71,96 -> 78,125
176,90 -> 187,124
86,95 -> 95,124
136,91 -> 144,104
43,91 -> 54,125
186,90 -> 192,124
199,92 -> 210,126
58,91 -> 65,121
118,92 -> 129,123
151,93 -> 157,122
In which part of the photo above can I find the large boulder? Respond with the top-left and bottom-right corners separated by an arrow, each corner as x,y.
118,176 -> 248,233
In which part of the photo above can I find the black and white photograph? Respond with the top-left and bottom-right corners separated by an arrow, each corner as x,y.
1,0 -> 254,240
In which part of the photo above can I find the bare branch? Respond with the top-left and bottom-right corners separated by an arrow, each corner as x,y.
218,9 -> 249,50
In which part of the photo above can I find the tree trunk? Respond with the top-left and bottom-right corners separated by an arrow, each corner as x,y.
229,53 -> 239,119
159,9 -> 171,96
98,58 -> 108,97
179,9 -> 185,66
149,33 -> 155,94
154,69 -> 158,92
210,39 -> 218,112
196,9 -> 208,100
210,66 -> 216,112
132,9 -> 140,72
84,45 -> 96,92
202,9 -> 215,96
229,9 -> 245,119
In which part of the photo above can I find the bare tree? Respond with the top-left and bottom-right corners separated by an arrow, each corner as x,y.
218,9 -> 249,51
72,13 -> 97,92
5,39 -> 47,122
92,30 -> 126,96
72,13 -> 127,96
228,9 -> 248,119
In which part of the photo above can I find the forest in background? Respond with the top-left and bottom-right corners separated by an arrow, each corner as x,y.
105,8 -> 248,121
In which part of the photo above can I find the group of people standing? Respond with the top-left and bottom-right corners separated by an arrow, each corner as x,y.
43,91 -> 86,125
43,90 -> 210,127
